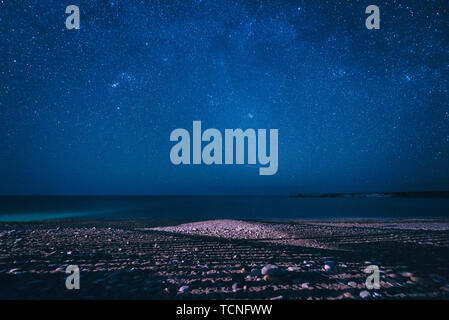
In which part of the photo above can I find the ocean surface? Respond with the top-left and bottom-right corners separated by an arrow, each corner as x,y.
0,196 -> 449,222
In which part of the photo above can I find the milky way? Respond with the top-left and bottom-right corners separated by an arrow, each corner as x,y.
0,0 -> 448,194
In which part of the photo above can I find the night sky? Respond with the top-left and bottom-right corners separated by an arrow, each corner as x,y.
0,0 -> 448,195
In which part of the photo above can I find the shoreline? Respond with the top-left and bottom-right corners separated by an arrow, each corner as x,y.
1,218 -> 448,300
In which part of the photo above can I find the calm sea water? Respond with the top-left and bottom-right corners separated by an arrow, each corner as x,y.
0,196 -> 448,222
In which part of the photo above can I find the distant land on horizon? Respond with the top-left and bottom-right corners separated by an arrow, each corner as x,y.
1,191 -> 449,198
292,191 -> 449,198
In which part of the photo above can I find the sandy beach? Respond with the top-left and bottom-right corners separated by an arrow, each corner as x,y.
1,219 -> 448,300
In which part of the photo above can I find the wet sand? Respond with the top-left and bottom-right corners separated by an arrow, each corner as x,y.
0,219 -> 448,299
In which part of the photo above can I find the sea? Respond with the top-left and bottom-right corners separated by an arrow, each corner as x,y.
0,196 -> 449,222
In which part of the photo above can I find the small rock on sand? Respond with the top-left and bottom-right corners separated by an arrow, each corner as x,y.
232,282 -> 243,292
343,292 -> 354,299
178,285 -> 190,293
401,272 -> 413,278
287,266 -> 300,272
261,264 -> 279,275
359,290 -> 371,299
323,261 -> 335,271
8,268 -> 22,275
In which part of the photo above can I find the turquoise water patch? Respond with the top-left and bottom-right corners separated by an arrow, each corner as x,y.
0,210 -> 98,222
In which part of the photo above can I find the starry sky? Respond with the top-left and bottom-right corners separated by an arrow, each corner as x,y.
0,0 -> 448,195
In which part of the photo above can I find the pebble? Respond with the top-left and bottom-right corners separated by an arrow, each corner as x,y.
347,281 -> 357,288
232,282 -> 243,292
270,295 -> 283,300
241,265 -> 249,273
343,292 -> 354,299
324,264 -> 333,271
359,290 -> 371,299
8,268 -> 22,274
323,261 -> 337,271
401,272 -> 413,278
261,264 -> 279,275
178,285 -> 190,293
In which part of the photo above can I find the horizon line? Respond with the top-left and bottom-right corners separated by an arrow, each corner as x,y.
1,190 -> 449,197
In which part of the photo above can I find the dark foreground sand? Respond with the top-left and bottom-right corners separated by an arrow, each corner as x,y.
0,219 -> 448,300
